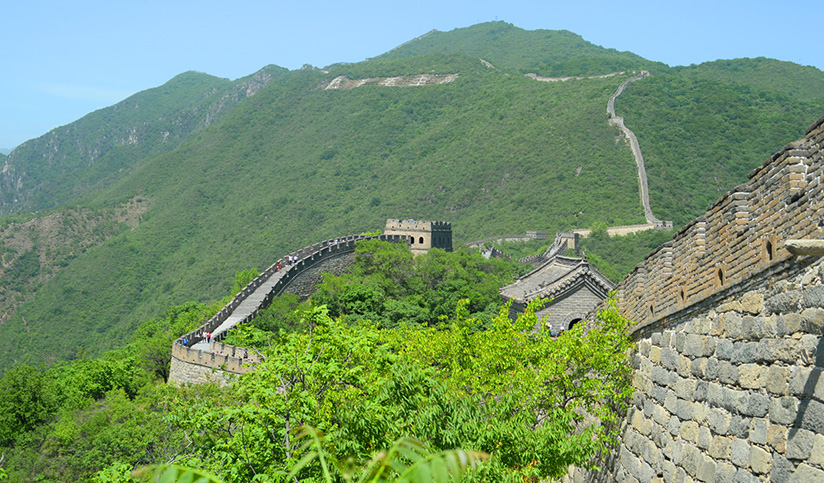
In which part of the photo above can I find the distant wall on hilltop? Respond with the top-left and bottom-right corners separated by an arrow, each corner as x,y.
568,114 -> 824,482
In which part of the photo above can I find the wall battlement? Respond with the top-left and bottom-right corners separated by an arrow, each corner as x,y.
613,115 -> 824,336
384,219 -> 452,255
570,114 -> 824,483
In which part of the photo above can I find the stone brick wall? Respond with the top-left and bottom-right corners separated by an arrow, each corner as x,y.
169,234 -> 407,384
566,114 -> 824,482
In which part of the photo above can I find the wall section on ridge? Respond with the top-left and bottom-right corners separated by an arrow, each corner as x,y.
567,115 -> 824,482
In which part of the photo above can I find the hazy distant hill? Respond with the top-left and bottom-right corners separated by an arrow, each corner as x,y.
0,21 -> 821,370
0,66 -> 287,214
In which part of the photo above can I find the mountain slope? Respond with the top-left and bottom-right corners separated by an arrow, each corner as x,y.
0,66 -> 288,215
376,22 -> 659,75
0,22 -> 821,370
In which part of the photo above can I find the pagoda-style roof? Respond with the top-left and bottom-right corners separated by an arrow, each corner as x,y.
501,255 -> 616,304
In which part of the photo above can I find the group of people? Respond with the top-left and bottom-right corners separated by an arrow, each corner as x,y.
180,330 -> 212,347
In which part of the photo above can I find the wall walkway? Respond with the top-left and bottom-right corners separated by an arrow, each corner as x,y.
168,234 -> 406,385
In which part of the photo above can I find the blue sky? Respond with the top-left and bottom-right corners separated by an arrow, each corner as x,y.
2,0 -> 821,151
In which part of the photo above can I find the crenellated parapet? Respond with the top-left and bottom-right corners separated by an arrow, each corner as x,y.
169,233 -> 408,384
384,219 -> 452,255
611,114 -> 824,335
169,224 -> 453,385
571,113 -> 824,483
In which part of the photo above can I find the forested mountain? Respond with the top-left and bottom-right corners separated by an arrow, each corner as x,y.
0,21 -> 821,370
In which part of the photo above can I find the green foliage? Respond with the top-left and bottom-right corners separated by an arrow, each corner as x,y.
312,241 -> 524,328
1,21 -> 820,376
0,365 -> 54,444
289,426 -> 488,483
616,70 -> 820,225
0,288 -> 634,482
574,229 -> 675,282
229,268 -> 260,297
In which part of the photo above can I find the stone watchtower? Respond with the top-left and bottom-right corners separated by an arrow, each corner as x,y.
384,219 -> 452,256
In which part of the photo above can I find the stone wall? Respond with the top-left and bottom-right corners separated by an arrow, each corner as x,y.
169,234 -> 408,385
567,114 -> 824,482
281,252 -> 355,299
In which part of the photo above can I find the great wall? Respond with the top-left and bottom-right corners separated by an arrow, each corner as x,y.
169,234 -> 406,384
169,61 -> 824,480
169,219 -> 452,385
564,114 -> 824,482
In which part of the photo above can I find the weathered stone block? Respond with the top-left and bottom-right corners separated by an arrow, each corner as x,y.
799,399 -> 824,435
777,313 -> 804,337
767,424 -> 788,453
677,399 -> 695,421
729,413 -> 751,439
770,396 -> 800,426
675,378 -> 697,400
741,291 -> 764,315
651,384 -> 668,404
803,285 -> 824,309
721,387 -> 746,413
683,444 -> 702,477
730,437 -> 751,467
653,404 -> 670,426
765,290 -> 802,315
717,301 -> 742,313
662,347 -> 680,370
695,380 -> 708,402
788,366 -> 822,398
675,331 -> 687,352
684,334 -> 708,357
696,455 -> 716,482
809,433 -> 824,466
749,418 -> 768,445
677,355 -> 692,377
791,463 -> 824,482
800,334 -> 821,365
668,413 -> 681,435
653,365 -> 674,386
771,453 -> 795,483
734,468 -> 760,483
691,358 -> 708,378
749,445 -> 772,474
712,461 -> 736,483
650,345 -> 662,364
741,392 -> 769,418
705,357 -> 719,380
709,408 -> 731,435
714,339 -> 733,360
681,421 -> 700,442
707,382 -> 724,407
709,435 -> 731,460
767,366 -> 790,395
717,361 -> 739,385
731,342 -> 758,364
755,338 -> 799,364
801,307 -> 824,333
698,425 -> 712,450
739,364 -> 765,389
723,313 -> 743,339
786,428 -> 815,460
665,390 -> 679,413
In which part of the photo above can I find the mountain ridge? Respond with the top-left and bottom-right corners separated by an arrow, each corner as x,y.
0,22 -> 821,370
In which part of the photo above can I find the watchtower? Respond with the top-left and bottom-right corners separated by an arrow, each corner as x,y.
384,219 -> 452,256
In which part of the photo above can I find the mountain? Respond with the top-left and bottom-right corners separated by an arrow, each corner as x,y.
0,21 -> 821,370
0,66 -> 287,214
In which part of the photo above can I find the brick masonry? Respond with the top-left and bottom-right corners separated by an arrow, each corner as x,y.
564,115 -> 824,482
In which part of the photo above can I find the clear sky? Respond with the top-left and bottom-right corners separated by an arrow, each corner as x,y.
2,0 -> 821,151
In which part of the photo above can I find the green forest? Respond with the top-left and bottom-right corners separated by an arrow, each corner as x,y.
0,242 -> 634,482
0,20 -> 820,406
